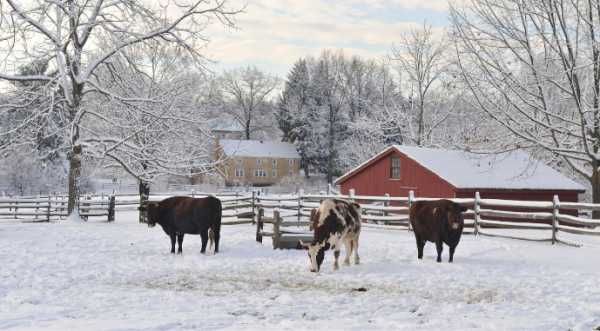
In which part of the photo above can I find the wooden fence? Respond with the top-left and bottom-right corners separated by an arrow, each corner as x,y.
3,190 -> 600,247
0,195 -> 116,222
252,189 -> 600,248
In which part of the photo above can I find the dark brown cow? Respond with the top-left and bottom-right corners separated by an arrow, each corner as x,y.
301,199 -> 361,272
139,196 -> 222,254
409,200 -> 466,263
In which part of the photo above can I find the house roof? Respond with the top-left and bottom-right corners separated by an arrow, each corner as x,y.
335,145 -> 585,192
219,139 -> 300,159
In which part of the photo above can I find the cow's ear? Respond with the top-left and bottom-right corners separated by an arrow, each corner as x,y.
460,205 -> 468,213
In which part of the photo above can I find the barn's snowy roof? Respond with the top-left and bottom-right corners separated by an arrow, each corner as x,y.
219,139 -> 300,159
336,145 -> 585,191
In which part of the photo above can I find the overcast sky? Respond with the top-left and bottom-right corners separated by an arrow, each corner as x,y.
205,0 -> 449,77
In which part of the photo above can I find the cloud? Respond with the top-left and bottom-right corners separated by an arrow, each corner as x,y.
204,0 -> 449,76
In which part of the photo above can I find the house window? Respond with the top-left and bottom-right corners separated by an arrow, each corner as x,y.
235,168 -> 244,177
272,169 -> 277,177
288,159 -> 294,166
254,169 -> 267,177
236,159 -> 243,166
272,159 -> 277,167
390,156 -> 401,179
256,159 -> 263,166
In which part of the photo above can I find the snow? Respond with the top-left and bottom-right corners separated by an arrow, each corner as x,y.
66,208 -> 84,223
1,213 -> 600,330
219,139 -> 300,159
337,145 -> 585,191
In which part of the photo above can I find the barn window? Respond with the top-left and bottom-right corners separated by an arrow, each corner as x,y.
390,156 -> 401,179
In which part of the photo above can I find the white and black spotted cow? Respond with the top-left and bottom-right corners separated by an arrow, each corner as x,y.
300,199 -> 361,272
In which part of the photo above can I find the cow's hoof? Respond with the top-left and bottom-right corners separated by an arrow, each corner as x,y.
343,260 -> 350,266
436,259 -> 442,263
355,257 -> 360,265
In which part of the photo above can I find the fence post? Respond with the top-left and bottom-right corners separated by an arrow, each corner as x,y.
408,190 -> 415,231
191,189 -> 195,198
46,195 -> 51,222
251,191 -> 256,216
349,188 -> 355,202
552,195 -> 559,245
108,195 -> 116,223
474,192 -> 481,236
256,208 -> 264,243
272,209 -> 281,249
383,193 -> 390,217
35,195 -> 39,220
297,189 -> 304,225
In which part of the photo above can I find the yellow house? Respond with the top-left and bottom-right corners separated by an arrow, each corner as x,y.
215,139 -> 301,186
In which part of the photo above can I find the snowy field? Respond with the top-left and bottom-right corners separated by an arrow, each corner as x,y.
1,212 -> 600,331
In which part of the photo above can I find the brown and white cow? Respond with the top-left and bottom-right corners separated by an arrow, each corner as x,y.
301,199 -> 361,272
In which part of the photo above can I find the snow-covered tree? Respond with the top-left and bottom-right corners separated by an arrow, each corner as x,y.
219,66 -> 280,140
391,23 -> 450,147
450,0 -> 596,204
87,42 -> 220,221
0,0 -> 240,215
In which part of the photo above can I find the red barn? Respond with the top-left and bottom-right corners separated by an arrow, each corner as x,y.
335,145 -> 585,203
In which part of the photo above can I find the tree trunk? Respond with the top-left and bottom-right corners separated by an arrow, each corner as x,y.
245,119 -> 251,140
302,157 -> 310,178
67,144 -> 82,214
592,166 -> 600,219
138,180 -> 150,223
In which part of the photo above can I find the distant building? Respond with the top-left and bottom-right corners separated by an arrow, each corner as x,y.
215,139 -> 301,186
208,117 -> 244,140
335,145 -> 585,203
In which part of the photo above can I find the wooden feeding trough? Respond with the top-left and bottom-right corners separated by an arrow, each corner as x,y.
255,208 -> 313,249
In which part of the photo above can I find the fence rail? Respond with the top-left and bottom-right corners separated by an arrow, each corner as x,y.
3,189 -> 600,246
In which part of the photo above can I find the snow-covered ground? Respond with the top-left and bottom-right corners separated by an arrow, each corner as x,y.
1,212 -> 600,330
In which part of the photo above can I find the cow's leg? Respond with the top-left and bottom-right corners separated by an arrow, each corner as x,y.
213,229 -> 220,254
435,240 -> 443,263
169,234 -> 176,254
200,229 -> 208,254
343,239 -> 352,266
177,234 -> 184,254
330,236 -> 342,270
415,234 -> 425,259
449,244 -> 456,263
353,237 -> 360,265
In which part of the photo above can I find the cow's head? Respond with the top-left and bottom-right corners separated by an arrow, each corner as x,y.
446,202 -> 467,230
138,201 -> 160,227
300,240 -> 329,272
